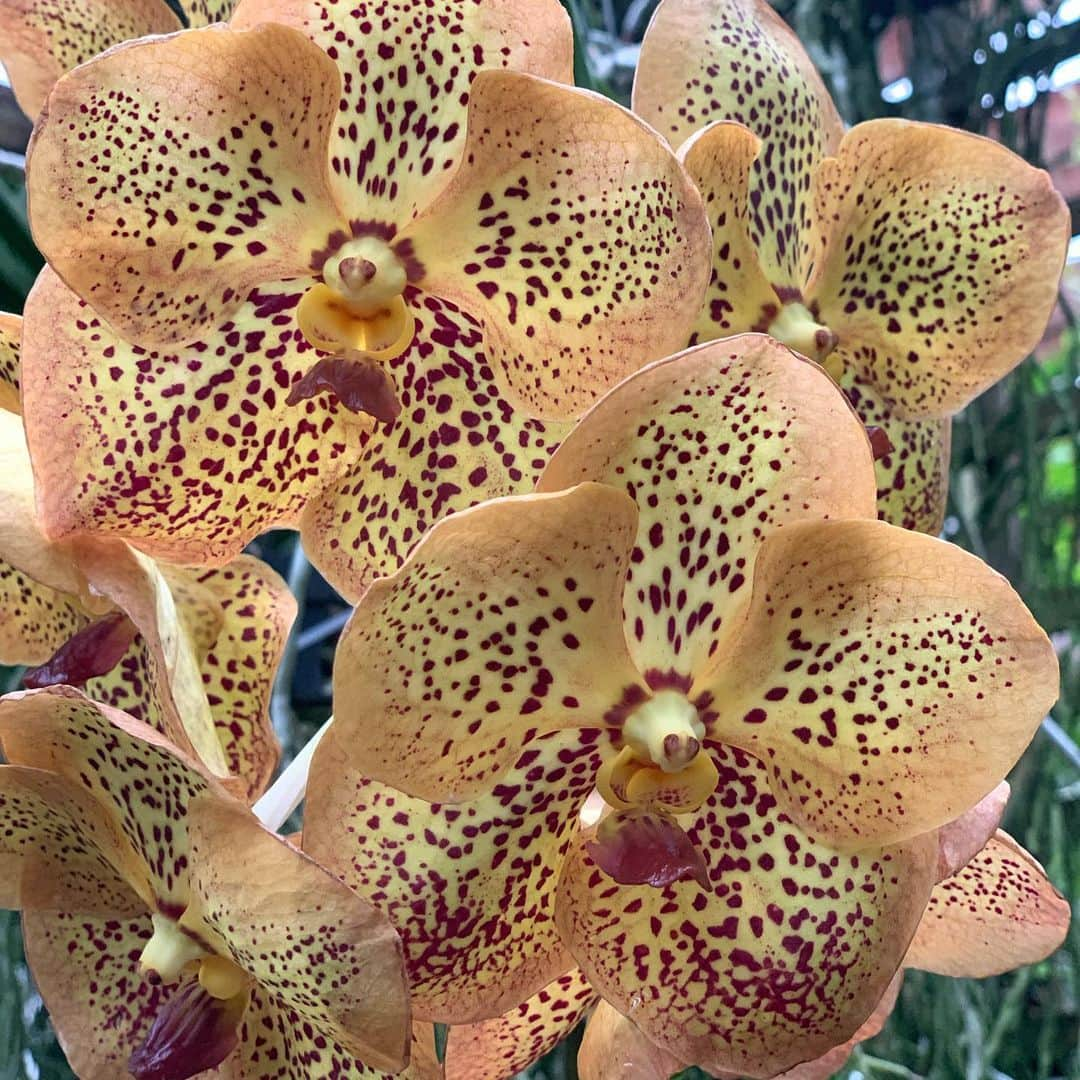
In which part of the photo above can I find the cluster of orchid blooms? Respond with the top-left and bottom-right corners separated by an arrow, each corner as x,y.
0,0 -> 1072,1076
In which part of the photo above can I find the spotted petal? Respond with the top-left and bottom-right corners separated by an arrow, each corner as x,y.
539,336 -> 877,680
230,0 -> 573,225
841,367 -> 952,534
184,795 -> 410,1072
0,765 -> 143,915
809,120 -> 1069,420
697,518 -> 1059,848
180,558 -> 294,801
0,0 -> 180,119
27,23 -> 342,346
400,70 -> 711,419
21,910 -> 169,1080
0,312 -> 21,413
332,483 -> 642,801
305,722 -> 606,1022
442,969 -> 597,1080
301,292 -> 568,602
185,0 -> 237,23
633,0 -> 843,288
21,269 -> 369,564
679,123 -> 780,343
906,831 -> 1070,978
557,742 -> 937,1078
0,686 -> 224,911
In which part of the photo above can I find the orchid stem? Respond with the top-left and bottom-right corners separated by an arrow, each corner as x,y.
252,716 -> 333,833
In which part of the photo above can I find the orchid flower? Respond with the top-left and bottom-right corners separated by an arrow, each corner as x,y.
318,334 -> 1058,1075
632,0 -> 1069,534
0,315 -> 293,799
577,791 -> 1069,1079
0,0 -> 237,120
0,685 -> 410,1079
21,0 -> 710,599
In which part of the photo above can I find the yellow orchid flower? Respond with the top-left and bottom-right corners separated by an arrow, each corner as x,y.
319,334 -> 1058,1075
0,0 -> 237,120
632,0 -> 1069,534
0,686 -> 410,1079
577,790 -> 1069,1079
20,0 -> 711,599
0,315 -> 293,799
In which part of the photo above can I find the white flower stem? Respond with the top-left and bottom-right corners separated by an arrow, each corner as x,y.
252,716 -> 334,832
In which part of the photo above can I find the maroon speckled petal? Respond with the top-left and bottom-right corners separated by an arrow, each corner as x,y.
557,742 -> 937,1078
305,722 -> 609,1022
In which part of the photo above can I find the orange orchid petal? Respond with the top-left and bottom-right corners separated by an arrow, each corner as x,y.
841,367 -> 952,534
400,70 -> 712,419
906,831 -> 1070,978
331,483 -> 643,802
557,742 -> 937,1078
932,781 -> 1009,883
0,0 -> 180,119
300,292 -> 569,602
27,23 -> 342,347
21,910 -> 170,1080
538,336 -> 877,680
21,269 -> 369,565
776,972 -> 903,1080
184,795 -> 411,1073
230,0 -> 573,225
186,0 -> 237,23
809,120 -> 1069,420
0,686 -> 226,911
679,123 -> 780,343
696,518 -> 1059,849
0,765 -> 143,915
442,969 -> 597,1080
305,716 -> 608,1022
0,311 -> 21,414
633,0 -> 843,288
577,1001 -> 688,1080
180,557 -> 295,802
71,539 -> 231,779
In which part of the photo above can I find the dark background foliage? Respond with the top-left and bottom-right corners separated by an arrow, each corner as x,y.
0,1 -> 1077,1077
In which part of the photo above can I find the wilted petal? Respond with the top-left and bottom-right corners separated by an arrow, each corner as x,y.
577,1001 -> 689,1080
301,292 -> 568,601
841,366 -> 952,534
184,795 -> 410,1073
305,722 -> 605,1022
442,969 -> 597,1080
22,270 -> 368,564
679,123 -> 781,342
810,120 -> 1069,419
0,0 -> 180,119
180,558 -> 295,802
539,336 -> 877,679
332,483 -> 642,802
0,765 -> 144,915
633,0 -> 843,287
697,518 -> 1059,848
906,831 -> 1070,978
231,0 -> 572,224
22,911 -> 171,1080
0,687 -> 224,910
0,312 -> 21,413
27,23 -> 342,346
400,70 -> 711,419
557,743 -> 936,1078
775,973 -> 902,1080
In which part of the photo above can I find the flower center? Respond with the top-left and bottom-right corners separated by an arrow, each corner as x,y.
767,301 -> 841,374
139,912 -> 248,998
597,690 -> 719,814
298,236 -> 414,361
